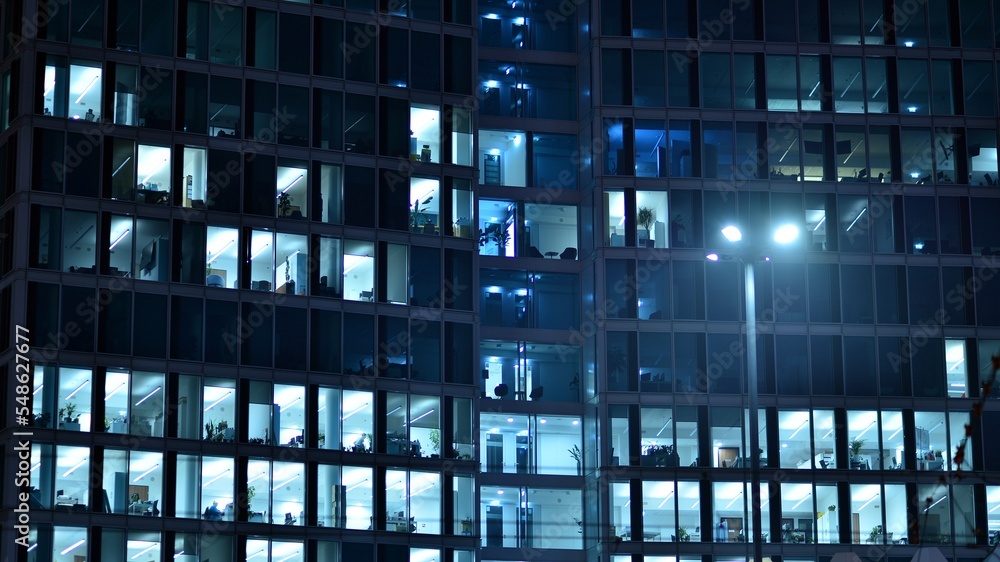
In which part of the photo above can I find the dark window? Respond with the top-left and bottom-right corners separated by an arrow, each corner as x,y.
976,266 -> 1000,325
907,266 -> 940,324
28,283 -> 59,348
445,248 -> 473,311
275,307 -> 307,371
878,336 -> 911,396
602,49 -> 629,106
210,5 -> 242,65
113,0 -> 140,50
243,154 -> 274,217
183,0 -> 209,60
33,128 -> 64,192
39,0 -> 70,41
139,67 -> 173,130
410,246 -> 441,307
209,75 -> 241,137
178,71 -> 208,134
314,89 -> 343,151
240,302 -> 273,367
765,0 -> 796,41
706,261 -> 738,321
71,0 -> 103,46
960,0 -> 992,47
606,331 -> 636,392
444,36 -> 472,94
380,27 -> 408,87
444,322 -> 472,384
875,265 -> 908,324
701,53 -> 731,108
536,273 -> 579,329
941,267 -> 975,325
278,85 -> 309,147
605,259 -> 635,319
310,309 -> 342,373
672,261 -> 705,320
377,316 -> 408,378
640,331 -> 673,392
775,335 -> 808,395
411,31 -> 440,91
343,312 -> 374,375
279,13 -> 309,74
171,296 -> 203,361
410,320 -> 440,382
247,80 -> 276,142
58,285 -> 97,353
964,61 -> 996,116
205,299 -> 238,364
707,333 -> 741,394
344,166 -> 375,228
772,263 -> 806,322
315,18 -> 344,78
134,293 -> 167,358
345,22 -> 376,82
249,8 -> 276,70
141,0 -> 174,55
808,263 -> 841,322
345,94 -> 375,154
634,50 -> 664,107
844,336 -> 877,396
667,51 -> 695,107
912,339 -> 945,397
633,1 -> 663,37
674,332 -> 706,394
97,289 -> 132,355
207,149 -> 241,212
811,335 -> 843,395
840,264 -> 874,323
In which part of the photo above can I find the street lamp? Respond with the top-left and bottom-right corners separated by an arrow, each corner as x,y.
707,224 -> 799,562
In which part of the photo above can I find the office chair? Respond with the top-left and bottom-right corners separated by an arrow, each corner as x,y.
560,247 -> 577,260
529,386 -> 544,400
493,383 -> 509,398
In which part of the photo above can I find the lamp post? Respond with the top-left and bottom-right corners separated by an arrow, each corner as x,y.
707,224 -> 799,562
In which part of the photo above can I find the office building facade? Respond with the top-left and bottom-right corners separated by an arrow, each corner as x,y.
2,0 -> 1000,561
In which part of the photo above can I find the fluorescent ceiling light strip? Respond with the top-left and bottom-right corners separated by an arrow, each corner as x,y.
112,156 -> 132,177
105,381 -> 127,400
387,406 -> 402,416
856,420 -> 876,439
925,495 -> 947,512
75,75 -> 99,104
725,492 -> 742,509
858,494 -> 879,511
888,427 -> 902,441
656,491 -> 674,509
61,539 -> 86,555
131,544 -> 158,560
247,550 -> 267,560
133,464 -> 159,483
346,479 -> 369,492
277,553 -> 301,562
140,158 -> 168,185
788,419 -> 809,440
408,409 -> 435,425
63,458 -> 88,477
280,396 -> 302,413
207,239 -> 236,264
846,208 -> 867,231
277,175 -> 304,197
33,384 -> 44,395
248,471 -> 268,484
66,380 -> 89,400
27,544 -> 38,552
272,474 -> 300,491
202,469 -> 231,487
203,391 -> 233,412
30,462 -> 41,472
792,492 -> 812,510
249,242 -> 270,262
110,229 -> 131,250
342,403 -> 369,420
656,417 -> 672,437
812,216 -> 826,232
411,483 -> 436,496
173,551 -> 184,559
135,386 -> 161,406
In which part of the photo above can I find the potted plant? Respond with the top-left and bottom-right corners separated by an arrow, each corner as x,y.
868,524 -> 883,543
569,444 -> 582,475
60,403 -> 81,430
828,504 -> 836,512
677,527 -> 690,542
243,485 -> 257,520
283,256 -> 295,295
637,206 -> 655,247
317,431 -> 326,448
410,197 -> 433,233
277,192 -> 293,217
428,429 -> 441,457
849,438 -> 865,461
205,420 -> 216,441
33,412 -> 51,428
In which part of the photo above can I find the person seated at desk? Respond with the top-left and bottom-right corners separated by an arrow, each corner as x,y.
204,501 -> 224,521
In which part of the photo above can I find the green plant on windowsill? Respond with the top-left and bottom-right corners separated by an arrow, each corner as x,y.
428,429 -> 441,455
677,527 -> 690,542
849,438 -> 865,460
637,206 -> 655,247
